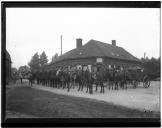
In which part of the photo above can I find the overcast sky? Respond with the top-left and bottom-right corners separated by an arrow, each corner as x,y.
6,8 -> 160,69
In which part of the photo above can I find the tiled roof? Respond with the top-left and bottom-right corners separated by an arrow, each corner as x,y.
54,39 -> 140,63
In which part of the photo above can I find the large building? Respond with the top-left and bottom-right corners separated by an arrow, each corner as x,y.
6,50 -> 12,84
48,39 -> 141,70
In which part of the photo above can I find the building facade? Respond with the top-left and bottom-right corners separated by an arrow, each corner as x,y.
6,50 -> 12,84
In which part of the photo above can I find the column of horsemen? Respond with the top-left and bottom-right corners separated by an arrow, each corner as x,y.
28,64 -> 133,94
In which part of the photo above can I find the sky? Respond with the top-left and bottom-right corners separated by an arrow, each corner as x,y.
6,8 -> 160,69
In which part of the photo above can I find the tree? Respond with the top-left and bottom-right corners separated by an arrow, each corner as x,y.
28,52 -> 40,72
52,53 -> 59,62
40,51 -> 48,67
141,57 -> 160,79
11,67 -> 19,84
18,65 -> 30,79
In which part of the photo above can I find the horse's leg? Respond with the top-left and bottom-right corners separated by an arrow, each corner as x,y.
51,79 -> 53,87
44,80 -> 45,86
46,80 -> 48,87
119,82 -> 121,89
125,81 -> 127,89
115,82 -> 118,90
101,83 -> 104,93
103,84 -> 104,93
50,80 -> 52,87
100,84 -> 102,93
49,80 -> 51,87
62,81 -> 65,89
58,80 -> 60,88
121,82 -> 123,89
60,81 -> 63,88
59,81 -> 61,88
95,83 -> 98,92
70,81 -> 73,89
78,80 -> 80,91
73,80 -> 75,89
101,84 -> 103,93
81,81 -> 84,91
111,82 -> 113,90
77,81 -> 79,91
86,83 -> 88,93
117,82 -> 119,90
45,80 -> 47,86
56,80 -> 58,88
64,82 -> 66,89
54,80 -> 56,88
121,81 -> 123,89
31,81 -> 32,86
54,80 -> 55,88
115,82 -> 117,90
57,81 -> 59,88
108,81 -> 110,90
81,83 -> 83,91
89,84 -> 93,94
67,82 -> 70,92
123,81 -> 125,89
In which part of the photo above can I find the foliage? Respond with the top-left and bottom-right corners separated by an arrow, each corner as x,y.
141,57 -> 160,79
28,52 -> 40,72
11,67 -> 19,80
11,67 -> 18,73
18,65 -> 31,79
51,53 -> 59,63
40,51 -> 48,67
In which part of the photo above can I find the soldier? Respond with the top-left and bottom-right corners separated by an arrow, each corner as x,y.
19,73 -> 23,84
77,66 -> 84,91
28,72 -> 33,86
84,68 -> 93,94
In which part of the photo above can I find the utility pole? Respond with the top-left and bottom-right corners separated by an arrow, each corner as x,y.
61,35 -> 62,56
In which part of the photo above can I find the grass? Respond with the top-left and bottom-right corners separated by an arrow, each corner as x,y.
6,85 -> 160,118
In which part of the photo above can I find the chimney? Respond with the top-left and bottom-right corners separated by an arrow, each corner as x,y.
76,38 -> 82,48
112,40 -> 116,46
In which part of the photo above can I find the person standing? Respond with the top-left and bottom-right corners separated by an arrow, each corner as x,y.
19,73 -> 23,84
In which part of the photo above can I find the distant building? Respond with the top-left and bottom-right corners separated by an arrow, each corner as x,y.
48,39 -> 141,70
6,50 -> 12,84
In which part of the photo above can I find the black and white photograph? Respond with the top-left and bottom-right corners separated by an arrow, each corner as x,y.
2,1 -> 161,126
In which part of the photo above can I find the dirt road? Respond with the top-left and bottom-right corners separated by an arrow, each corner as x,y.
32,81 -> 160,112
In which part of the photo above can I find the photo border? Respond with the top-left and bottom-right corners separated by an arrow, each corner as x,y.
1,1 -> 161,127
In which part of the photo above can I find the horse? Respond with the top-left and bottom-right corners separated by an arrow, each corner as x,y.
118,69 -> 127,89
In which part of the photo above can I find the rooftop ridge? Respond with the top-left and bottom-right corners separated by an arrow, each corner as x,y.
89,39 -> 123,48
